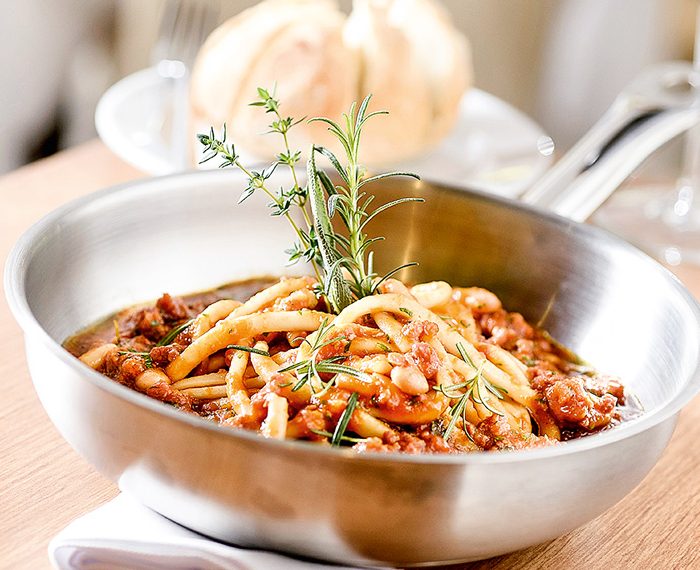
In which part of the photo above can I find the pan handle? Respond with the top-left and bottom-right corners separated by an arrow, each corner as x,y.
520,61 -> 700,222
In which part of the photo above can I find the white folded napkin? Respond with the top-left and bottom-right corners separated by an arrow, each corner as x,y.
49,494 -> 367,570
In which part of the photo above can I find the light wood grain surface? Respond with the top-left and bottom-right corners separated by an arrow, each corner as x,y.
1,141 -> 699,570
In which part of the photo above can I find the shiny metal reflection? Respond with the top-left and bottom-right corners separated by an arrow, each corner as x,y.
5,171 -> 700,566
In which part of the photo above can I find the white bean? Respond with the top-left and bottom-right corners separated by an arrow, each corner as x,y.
390,365 -> 429,395
79,343 -> 117,369
453,287 -> 502,313
411,281 -> 452,309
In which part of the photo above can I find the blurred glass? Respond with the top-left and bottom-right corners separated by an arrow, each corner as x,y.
594,5 -> 700,268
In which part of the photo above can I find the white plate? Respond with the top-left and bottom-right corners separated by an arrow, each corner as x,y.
96,66 -> 553,197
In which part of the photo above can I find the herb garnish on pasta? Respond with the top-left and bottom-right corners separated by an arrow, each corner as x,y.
198,87 -> 422,313
66,90 -> 637,453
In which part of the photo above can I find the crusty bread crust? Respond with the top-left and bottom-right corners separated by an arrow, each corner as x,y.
189,0 -> 472,166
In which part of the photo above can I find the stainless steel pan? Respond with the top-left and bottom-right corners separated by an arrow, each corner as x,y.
5,63 -> 700,566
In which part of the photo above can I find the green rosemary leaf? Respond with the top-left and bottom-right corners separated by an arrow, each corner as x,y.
316,169 -> 339,196
332,232 -> 351,251
456,342 -> 477,369
327,193 -> 341,217
331,392 -> 359,446
310,119 -> 353,158
292,375 -> 310,392
354,236 -> 385,258
359,193 -> 375,215
454,342 -> 505,417
358,109 -> 389,128
484,381 -> 507,399
226,345 -> 270,357
310,428 -> 367,444
117,349 -> 149,356
278,361 -> 306,375
475,378 -> 503,415
315,362 -> 372,383
433,380 -> 471,398
117,349 -> 153,369
359,197 -> 424,230
280,321 -> 357,394
442,391 -> 469,439
156,319 -> 193,347
357,172 -> 421,190
371,262 -> 419,293
438,342 -> 508,439
355,95 -> 372,124
311,145 -> 350,185
398,307 -> 414,317
307,149 -> 352,313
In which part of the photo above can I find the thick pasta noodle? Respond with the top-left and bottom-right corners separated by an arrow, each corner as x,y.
66,277 -> 639,454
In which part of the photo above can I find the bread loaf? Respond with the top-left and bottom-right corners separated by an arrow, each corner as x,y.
190,0 -> 472,165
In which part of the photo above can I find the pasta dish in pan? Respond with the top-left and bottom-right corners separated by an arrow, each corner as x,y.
66,90 -> 638,453
67,276 -> 635,453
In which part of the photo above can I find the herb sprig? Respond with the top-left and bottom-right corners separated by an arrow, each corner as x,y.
310,428 -> 367,444
437,342 -> 506,439
306,98 -> 422,310
198,87 -> 423,314
278,319 -> 371,394
117,349 -> 153,369
226,344 -> 270,357
278,321 -> 367,445
157,319 -> 193,347
331,392 -> 359,445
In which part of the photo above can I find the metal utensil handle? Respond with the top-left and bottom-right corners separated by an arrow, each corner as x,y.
521,61 -> 700,222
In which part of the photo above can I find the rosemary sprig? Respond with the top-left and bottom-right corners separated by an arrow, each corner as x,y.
438,342 -> 506,439
309,428 -> 367,444
277,319 -> 371,394
307,148 -> 353,312
307,96 -> 423,308
441,385 -> 472,440
117,349 -> 153,368
198,89 -> 423,314
226,344 -> 270,357
331,392 -> 359,445
156,319 -> 193,347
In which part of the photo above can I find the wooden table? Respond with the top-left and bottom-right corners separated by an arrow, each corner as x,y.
1,141 -> 699,569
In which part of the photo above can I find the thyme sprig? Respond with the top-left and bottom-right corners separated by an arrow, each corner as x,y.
438,342 -> 506,439
250,86 -> 306,206
198,119 -> 321,282
198,88 -> 423,314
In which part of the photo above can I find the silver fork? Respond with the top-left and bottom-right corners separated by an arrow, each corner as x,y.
151,0 -> 219,170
